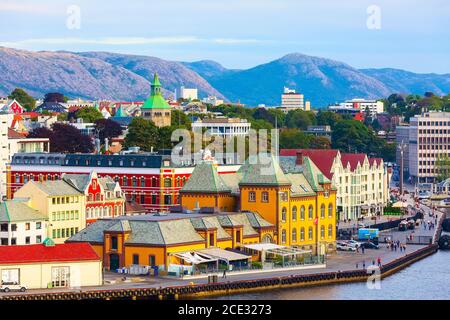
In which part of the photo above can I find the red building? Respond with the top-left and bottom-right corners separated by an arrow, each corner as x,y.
8,153 -> 240,213
61,172 -> 125,224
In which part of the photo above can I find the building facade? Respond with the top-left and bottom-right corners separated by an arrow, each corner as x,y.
328,99 -> 384,118
280,87 -> 304,112
13,180 -> 86,244
406,112 -> 450,183
0,242 -> 102,289
179,86 -> 198,100
180,156 -> 337,253
0,200 -> 48,246
8,153 -> 240,213
280,149 -> 390,221
191,118 -> 251,137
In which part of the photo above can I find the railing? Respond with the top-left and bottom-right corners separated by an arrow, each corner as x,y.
406,235 -> 433,245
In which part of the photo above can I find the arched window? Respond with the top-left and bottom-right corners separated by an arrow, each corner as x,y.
328,204 -> 333,218
88,194 -> 93,202
300,206 -> 305,220
281,229 -> 286,244
308,227 -> 313,240
300,227 -> 305,241
281,207 -> 287,222
328,224 -> 333,238
292,228 -> 297,242
320,204 -> 325,219
95,193 -> 101,201
164,177 -> 172,188
321,225 -> 325,239
292,206 -> 297,221
308,205 -> 313,220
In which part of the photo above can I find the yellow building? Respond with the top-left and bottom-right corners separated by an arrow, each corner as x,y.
180,155 -> 337,253
0,240 -> 102,289
66,211 -> 275,272
13,180 -> 86,244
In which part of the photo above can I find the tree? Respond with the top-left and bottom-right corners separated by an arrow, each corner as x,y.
28,123 -> 94,153
124,118 -> 159,152
44,92 -> 66,103
285,110 -> 316,130
332,120 -> 374,153
75,107 -> 103,123
309,136 -> 331,149
316,111 -> 342,129
94,119 -> 123,143
436,154 -> 450,183
8,88 -> 36,111
279,129 -> 311,149
171,109 -> 192,129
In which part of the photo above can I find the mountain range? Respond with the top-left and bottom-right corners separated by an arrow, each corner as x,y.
0,46 -> 449,107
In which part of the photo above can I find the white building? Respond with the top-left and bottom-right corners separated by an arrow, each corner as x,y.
202,96 -> 224,106
280,87 -> 304,112
191,117 -> 251,137
404,111 -> 450,183
329,99 -> 384,117
180,86 -> 198,100
0,199 -> 48,246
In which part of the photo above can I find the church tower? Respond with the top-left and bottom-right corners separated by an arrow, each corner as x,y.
141,73 -> 172,127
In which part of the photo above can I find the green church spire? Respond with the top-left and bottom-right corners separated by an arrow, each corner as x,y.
141,73 -> 171,110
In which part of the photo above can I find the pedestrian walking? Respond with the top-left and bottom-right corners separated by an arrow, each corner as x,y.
362,261 -> 366,269
377,257 -> 381,267
222,269 -> 227,279
361,246 -> 365,254
372,259 -> 375,265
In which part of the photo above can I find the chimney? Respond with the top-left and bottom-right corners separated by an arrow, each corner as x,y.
296,151 -> 303,166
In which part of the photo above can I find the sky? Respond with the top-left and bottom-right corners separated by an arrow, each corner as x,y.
0,0 -> 449,73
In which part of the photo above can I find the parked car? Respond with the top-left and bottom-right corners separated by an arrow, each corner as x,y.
336,243 -> 357,252
345,240 -> 362,248
360,241 -> 379,250
398,220 -> 408,231
407,219 -> 416,230
0,282 -> 27,293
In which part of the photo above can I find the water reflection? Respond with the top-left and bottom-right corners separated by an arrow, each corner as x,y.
209,251 -> 450,300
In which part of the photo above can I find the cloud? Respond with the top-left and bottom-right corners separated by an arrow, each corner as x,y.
0,2 -> 61,14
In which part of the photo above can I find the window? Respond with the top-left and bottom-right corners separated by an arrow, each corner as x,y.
281,229 -> 286,244
281,207 -> 287,222
292,206 -> 297,221
248,191 -> 256,202
164,178 -> 172,188
209,233 -> 215,246
123,177 -> 128,185
149,255 -> 156,267
141,177 -> 145,187
25,236 -> 30,244
308,227 -> 313,240
300,206 -> 305,220
140,194 -> 145,204
320,204 -> 325,219
328,224 -> 333,238
320,225 -> 325,239
132,254 -> 139,265
25,223 -> 30,231
300,228 -> 305,241
1,238 -> 8,245
36,235 -> 42,244
328,204 -> 333,218
11,224 -> 17,232
292,228 -> 297,242
132,177 -> 138,187
0,224 -> 8,232
111,236 -> 118,250
262,192 -> 269,202
11,238 -> 16,245
308,205 -> 313,220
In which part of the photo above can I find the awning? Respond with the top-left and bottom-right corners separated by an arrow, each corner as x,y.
171,251 -> 218,265
242,244 -> 311,257
392,201 -> 408,208
198,248 -> 251,262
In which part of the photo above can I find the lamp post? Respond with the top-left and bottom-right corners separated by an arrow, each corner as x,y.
398,140 -> 407,196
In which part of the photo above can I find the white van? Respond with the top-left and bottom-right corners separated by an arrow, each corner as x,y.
0,282 -> 27,293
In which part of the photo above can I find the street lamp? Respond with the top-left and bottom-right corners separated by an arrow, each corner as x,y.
398,140 -> 407,196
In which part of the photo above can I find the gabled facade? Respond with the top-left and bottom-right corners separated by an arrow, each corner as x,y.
280,149 -> 390,221
62,172 -> 126,225
180,154 -> 337,253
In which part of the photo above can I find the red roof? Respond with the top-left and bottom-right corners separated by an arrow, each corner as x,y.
21,111 -> 41,117
369,157 -> 383,167
0,243 -> 100,265
341,153 -> 367,171
280,149 -> 339,179
7,128 -> 26,139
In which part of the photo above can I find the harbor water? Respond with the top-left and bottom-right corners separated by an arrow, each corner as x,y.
210,250 -> 450,300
